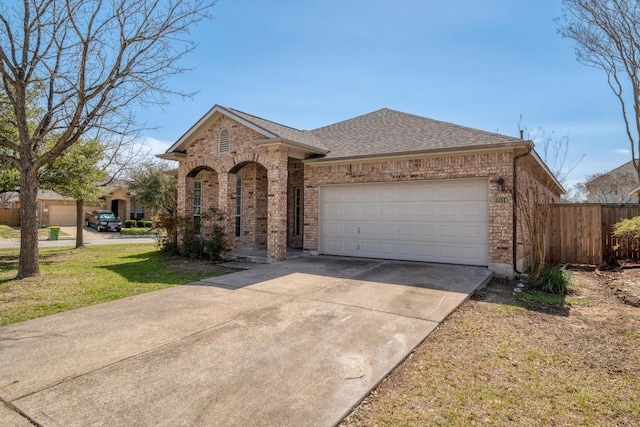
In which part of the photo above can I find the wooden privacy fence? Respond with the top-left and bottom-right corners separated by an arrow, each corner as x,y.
546,204 -> 640,265
0,208 -> 20,226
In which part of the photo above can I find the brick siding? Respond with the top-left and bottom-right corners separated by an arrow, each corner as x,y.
174,113 -> 556,274
303,150 -> 517,266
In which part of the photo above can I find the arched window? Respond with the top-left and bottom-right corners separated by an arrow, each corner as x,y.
218,128 -> 230,154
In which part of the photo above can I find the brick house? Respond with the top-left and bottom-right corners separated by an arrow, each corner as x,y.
159,106 -> 563,277
584,160 -> 639,203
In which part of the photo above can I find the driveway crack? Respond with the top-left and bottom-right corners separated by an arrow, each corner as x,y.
1,397 -> 42,426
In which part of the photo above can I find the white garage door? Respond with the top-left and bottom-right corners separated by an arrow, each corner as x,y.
48,203 -> 104,226
319,179 -> 489,266
49,204 -> 77,226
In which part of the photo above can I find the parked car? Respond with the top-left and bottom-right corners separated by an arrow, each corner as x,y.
85,210 -> 122,232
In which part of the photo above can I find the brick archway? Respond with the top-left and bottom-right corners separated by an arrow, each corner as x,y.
227,161 -> 268,251
183,166 -> 219,237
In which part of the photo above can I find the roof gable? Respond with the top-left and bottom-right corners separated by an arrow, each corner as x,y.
585,160 -> 638,186
227,108 -> 327,152
165,105 -> 328,155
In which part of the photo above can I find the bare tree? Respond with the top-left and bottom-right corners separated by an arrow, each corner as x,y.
517,115 -> 584,188
582,169 -> 639,203
558,0 -> 640,181
0,191 -> 14,208
516,170 -> 554,280
0,0 -> 214,278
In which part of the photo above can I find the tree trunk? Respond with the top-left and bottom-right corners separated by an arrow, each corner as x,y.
76,199 -> 84,248
17,173 -> 41,279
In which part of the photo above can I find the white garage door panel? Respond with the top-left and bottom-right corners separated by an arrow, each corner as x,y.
319,179 -> 489,266
49,204 -> 77,226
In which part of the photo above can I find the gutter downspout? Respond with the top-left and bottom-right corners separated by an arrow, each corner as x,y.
513,147 -> 532,275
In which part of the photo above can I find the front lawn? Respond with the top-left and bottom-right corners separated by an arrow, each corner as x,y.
0,224 -> 68,240
119,227 -> 166,236
341,270 -> 640,426
0,243 -> 236,326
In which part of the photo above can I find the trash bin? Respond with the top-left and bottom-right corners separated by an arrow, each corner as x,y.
48,226 -> 60,241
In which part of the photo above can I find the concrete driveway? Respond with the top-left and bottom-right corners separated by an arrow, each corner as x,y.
0,256 -> 492,426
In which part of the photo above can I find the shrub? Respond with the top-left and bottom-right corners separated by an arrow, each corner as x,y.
612,216 -> 640,250
124,219 -> 137,228
136,220 -> 146,228
143,220 -> 152,228
532,266 -> 572,295
155,207 -> 228,260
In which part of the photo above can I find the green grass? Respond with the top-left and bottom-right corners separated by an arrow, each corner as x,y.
0,225 -> 16,239
0,224 -> 68,240
518,291 -> 598,307
517,290 -> 566,305
119,227 -> 161,236
0,243 -> 236,326
625,330 -> 640,340
566,296 -> 599,307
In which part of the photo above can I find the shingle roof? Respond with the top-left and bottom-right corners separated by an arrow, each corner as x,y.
310,108 -> 523,159
226,108 -> 328,152
166,105 -> 524,159
585,160 -> 638,186
37,190 -> 68,200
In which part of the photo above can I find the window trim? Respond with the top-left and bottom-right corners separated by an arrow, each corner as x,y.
235,177 -> 242,237
294,187 -> 302,236
193,180 -> 202,218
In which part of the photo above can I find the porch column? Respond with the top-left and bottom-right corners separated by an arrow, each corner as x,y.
217,172 -> 235,250
177,171 -> 187,217
267,150 -> 288,261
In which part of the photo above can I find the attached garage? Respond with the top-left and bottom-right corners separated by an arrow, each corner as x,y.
48,204 -> 77,226
319,179 -> 489,266
164,105 -> 566,277
44,202 -> 104,226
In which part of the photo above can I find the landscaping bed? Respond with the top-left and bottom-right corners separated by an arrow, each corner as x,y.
595,266 -> 640,307
341,268 -> 640,426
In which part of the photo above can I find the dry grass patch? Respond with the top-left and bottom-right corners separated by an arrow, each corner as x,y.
0,243 -> 237,326
341,271 -> 640,426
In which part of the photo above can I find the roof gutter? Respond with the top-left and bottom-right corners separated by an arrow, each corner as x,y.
529,149 -> 565,195
302,142 -> 530,165
254,137 -> 329,155
156,152 -> 186,161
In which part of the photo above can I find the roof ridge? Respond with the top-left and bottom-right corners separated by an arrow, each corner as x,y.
312,107 -> 522,141
586,159 -> 638,184
311,108 -> 389,132
383,108 -> 523,141
228,107 -> 306,133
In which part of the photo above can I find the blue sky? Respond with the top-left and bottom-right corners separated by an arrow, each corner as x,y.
139,0 -> 631,187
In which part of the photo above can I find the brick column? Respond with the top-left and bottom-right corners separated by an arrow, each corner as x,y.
217,172 -> 235,250
267,151 -> 288,261
177,170 -> 187,218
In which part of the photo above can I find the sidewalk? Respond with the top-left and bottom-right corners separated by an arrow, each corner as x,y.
0,226 -> 157,248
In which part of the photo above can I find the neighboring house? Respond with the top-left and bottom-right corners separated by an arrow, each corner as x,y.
584,160 -> 640,203
10,190 -> 103,226
158,106 -> 563,278
102,184 -> 147,221
10,185 -> 148,226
